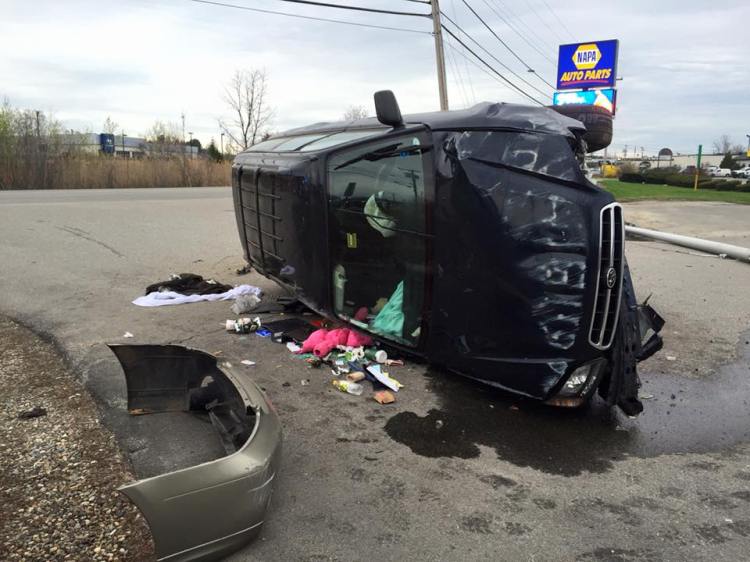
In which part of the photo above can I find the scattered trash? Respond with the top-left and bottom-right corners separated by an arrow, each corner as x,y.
18,406 -> 47,419
346,371 -> 366,383
236,263 -> 252,275
231,293 -> 262,315
332,379 -> 364,396
264,318 -> 316,343
364,348 -> 388,363
301,379 -> 310,386
122,331 -> 134,338
299,328 -> 373,357
638,391 -> 655,400
306,357 -> 323,368
286,342 -> 302,353
666,355 -> 677,361
134,273 -> 263,307
282,381 -> 291,387
256,328 -> 272,338
373,390 -> 396,404
240,360 -> 256,366
366,364 -> 402,392
384,359 -> 404,367
509,405 -> 520,411
434,419 -> 444,429
226,317 -> 261,334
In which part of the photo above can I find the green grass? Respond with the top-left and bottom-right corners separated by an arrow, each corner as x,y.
599,179 -> 750,205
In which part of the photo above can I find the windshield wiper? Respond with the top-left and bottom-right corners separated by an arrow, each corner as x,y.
334,143 -> 432,170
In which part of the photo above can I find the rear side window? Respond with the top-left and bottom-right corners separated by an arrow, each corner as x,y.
454,130 -> 582,182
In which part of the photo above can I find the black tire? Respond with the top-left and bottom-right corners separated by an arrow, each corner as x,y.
549,104 -> 613,153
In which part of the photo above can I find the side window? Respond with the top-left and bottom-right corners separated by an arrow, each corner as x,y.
327,134 -> 431,346
455,130 -> 583,182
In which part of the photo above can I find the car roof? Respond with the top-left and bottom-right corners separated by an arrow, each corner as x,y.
242,102 -> 585,156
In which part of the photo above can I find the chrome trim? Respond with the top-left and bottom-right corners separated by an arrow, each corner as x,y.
588,203 -> 624,350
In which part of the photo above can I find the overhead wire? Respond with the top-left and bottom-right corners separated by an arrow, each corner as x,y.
488,0 -> 558,55
444,38 -> 518,96
460,0 -> 556,90
440,24 -> 544,105
443,33 -> 472,108
440,12 -> 550,99
539,0 -> 575,40
186,0 -> 433,34
522,0 -> 565,43
479,0 -> 555,65
270,0 -> 431,18
449,0 -> 477,105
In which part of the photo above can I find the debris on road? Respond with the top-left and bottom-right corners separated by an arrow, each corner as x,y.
241,359 -> 256,366
231,292 -> 262,314
332,379 -> 364,396
226,317 -> 261,334
122,331 -> 134,338
373,390 -> 396,404
133,273 -> 262,307
17,405 -> 47,419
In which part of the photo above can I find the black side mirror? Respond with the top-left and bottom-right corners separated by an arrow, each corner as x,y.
374,90 -> 404,129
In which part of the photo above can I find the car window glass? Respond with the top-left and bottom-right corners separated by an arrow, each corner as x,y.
455,130 -> 582,182
299,130 -> 382,152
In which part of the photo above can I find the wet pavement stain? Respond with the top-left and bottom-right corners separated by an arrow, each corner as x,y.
384,335 -> 750,476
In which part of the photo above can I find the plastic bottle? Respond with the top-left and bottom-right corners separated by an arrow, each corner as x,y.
333,264 -> 347,313
332,379 -> 364,396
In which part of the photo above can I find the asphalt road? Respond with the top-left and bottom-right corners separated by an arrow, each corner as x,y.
2,188 -> 750,561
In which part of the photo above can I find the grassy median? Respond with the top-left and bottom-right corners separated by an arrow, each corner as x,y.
599,179 -> 750,205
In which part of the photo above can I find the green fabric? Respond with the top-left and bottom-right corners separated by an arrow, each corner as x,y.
372,281 -> 404,338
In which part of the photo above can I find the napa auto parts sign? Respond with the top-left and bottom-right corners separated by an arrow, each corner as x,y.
557,39 -> 619,90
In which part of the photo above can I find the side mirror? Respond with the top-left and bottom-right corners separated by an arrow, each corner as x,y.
374,90 -> 403,129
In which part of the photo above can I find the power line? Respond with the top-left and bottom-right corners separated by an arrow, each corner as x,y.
479,0 -> 555,65
187,0 -> 432,34
489,0 -> 557,55
441,23 -> 544,105
449,0 -> 477,105
444,38 -> 519,98
460,0 -> 556,90
270,0 -> 430,18
440,12 -> 550,98
444,33 -> 472,107
522,0 -> 565,43
539,0 -> 575,40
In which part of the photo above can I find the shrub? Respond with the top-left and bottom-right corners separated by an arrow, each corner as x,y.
619,172 -> 645,183
664,174 -> 694,188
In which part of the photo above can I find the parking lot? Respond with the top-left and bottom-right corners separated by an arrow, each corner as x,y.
2,187 -> 750,561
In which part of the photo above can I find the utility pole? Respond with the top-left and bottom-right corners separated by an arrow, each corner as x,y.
430,0 -> 449,111
181,112 -> 186,143
220,132 -> 225,156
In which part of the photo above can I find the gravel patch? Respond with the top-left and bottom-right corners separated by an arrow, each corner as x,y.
0,317 -> 153,561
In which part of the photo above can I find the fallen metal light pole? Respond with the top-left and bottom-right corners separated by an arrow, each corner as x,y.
626,225 -> 750,263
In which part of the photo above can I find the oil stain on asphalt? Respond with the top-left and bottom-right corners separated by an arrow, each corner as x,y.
385,336 -> 750,476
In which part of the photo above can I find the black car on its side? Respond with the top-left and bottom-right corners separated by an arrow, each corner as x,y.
231,91 -> 663,415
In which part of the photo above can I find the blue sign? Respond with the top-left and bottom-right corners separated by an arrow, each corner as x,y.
556,39 -> 619,90
552,88 -> 617,114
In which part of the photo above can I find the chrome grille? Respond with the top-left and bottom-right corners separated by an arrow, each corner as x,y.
588,203 -> 624,349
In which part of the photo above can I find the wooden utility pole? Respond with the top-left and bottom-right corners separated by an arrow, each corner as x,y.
430,0 -> 449,111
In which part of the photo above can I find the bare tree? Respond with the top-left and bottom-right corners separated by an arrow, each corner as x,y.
219,69 -> 274,150
102,116 -> 119,134
343,105 -> 368,121
712,134 -> 733,155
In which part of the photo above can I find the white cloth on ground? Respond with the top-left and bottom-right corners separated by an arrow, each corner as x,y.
133,284 -> 262,307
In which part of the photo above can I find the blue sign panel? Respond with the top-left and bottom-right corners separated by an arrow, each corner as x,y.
552,88 -> 617,114
557,39 -> 619,90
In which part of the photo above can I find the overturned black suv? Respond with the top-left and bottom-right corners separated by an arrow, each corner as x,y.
231,91 -> 663,415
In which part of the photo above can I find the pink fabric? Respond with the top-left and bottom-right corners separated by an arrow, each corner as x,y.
346,330 -> 372,347
300,327 -> 374,357
354,307 -> 369,322
299,328 -> 328,354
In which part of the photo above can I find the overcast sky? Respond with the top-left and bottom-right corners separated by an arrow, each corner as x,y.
1,0 -> 748,155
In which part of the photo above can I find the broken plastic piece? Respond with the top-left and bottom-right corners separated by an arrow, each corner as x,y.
373,390 -> 396,404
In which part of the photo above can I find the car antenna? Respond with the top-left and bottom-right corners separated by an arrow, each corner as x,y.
374,90 -> 404,129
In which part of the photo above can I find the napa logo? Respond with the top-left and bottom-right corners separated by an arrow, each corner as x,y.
572,43 -> 601,70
